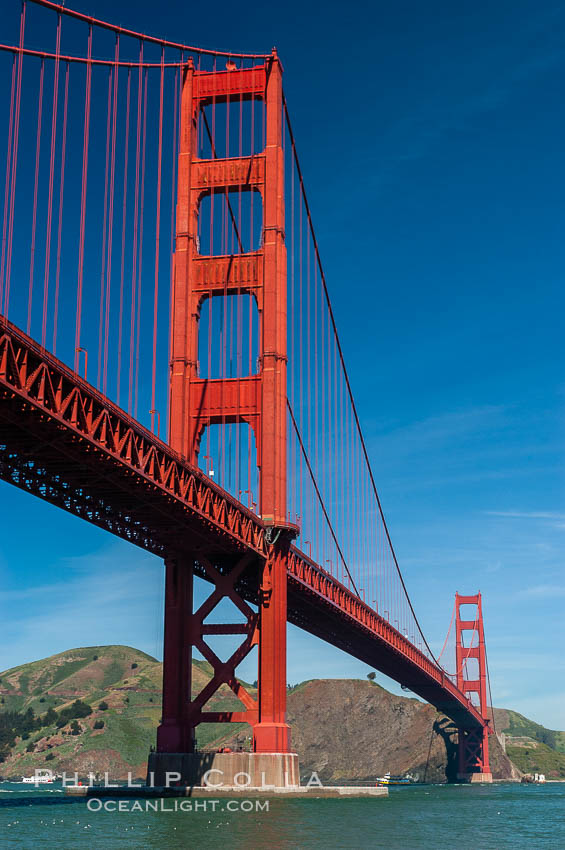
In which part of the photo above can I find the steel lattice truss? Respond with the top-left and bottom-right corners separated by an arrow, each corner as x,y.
0,316 -> 485,732
0,317 -> 266,558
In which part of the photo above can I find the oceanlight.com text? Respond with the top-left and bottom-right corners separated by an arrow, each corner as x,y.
86,799 -> 270,813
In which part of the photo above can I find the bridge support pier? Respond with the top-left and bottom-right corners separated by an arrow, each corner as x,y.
154,543 -> 295,788
147,751 -> 299,789
254,544 -> 291,754
456,727 -> 492,782
156,556 -> 195,754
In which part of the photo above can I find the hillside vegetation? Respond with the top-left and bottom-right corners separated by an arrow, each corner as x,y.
493,707 -> 562,750
0,646 -> 250,778
505,741 -> 565,778
0,646 -> 562,782
491,707 -> 565,776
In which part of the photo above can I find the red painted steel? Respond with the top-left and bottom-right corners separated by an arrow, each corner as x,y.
158,553 -> 260,753
158,556 -> 195,752
0,2 -> 493,767
168,58 -> 287,520
0,314 -> 487,736
165,53 -> 292,753
0,316 -> 266,557
455,593 -> 491,775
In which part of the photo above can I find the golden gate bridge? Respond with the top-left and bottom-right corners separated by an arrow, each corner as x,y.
0,0 -> 493,785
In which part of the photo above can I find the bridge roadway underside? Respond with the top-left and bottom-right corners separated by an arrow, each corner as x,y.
0,392 -> 231,561
284,582 -> 479,729
0,355 -> 481,732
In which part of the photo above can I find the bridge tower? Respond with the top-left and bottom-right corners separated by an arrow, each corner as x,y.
154,50 -> 297,785
455,592 -> 492,782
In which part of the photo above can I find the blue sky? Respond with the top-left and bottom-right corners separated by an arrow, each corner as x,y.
1,0 -> 564,730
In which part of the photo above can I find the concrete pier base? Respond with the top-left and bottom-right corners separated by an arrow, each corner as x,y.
146,751 -> 300,790
66,784 -> 388,799
457,772 -> 493,783
65,752 -> 389,799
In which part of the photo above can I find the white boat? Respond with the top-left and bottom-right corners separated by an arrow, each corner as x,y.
375,771 -> 412,786
21,770 -> 54,784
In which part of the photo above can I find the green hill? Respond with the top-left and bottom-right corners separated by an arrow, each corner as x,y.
493,707 -> 562,750
0,645 -> 253,779
491,707 -> 565,777
0,646 -> 563,782
505,740 -> 565,778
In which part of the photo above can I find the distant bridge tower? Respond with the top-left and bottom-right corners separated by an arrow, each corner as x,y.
155,50 -> 297,782
455,592 -> 492,781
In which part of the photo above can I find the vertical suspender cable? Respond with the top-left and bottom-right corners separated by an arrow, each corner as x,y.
97,68 -> 113,386
298,188 -> 303,524
166,59 -> 181,440
52,59 -> 69,355
103,34 -> 120,396
235,59 -> 243,498
28,59 -> 45,335
5,1 -> 26,318
205,54 -> 217,472
220,67 -> 229,482
134,67 -> 148,419
128,40 -> 143,412
290,132 -> 295,527
74,24 -> 92,371
42,11 -> 61,347
151,46 -> 165,423
0,55 -> 16,315
248,62 -> 255,505
306,211 -> 311,528
116,67 -> 131,403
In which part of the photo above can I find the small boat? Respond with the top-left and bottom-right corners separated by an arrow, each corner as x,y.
21,770 -> 54,784
375,771 -> 412,786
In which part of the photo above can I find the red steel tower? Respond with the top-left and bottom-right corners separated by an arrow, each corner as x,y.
455,592 -> 492,779
157,51 -> 294,765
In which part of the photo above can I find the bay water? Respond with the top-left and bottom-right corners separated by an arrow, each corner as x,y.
1,781 -> 563,849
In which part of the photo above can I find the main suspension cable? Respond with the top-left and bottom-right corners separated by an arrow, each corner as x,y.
283,92 -> 437,662
287,398 -> 360,596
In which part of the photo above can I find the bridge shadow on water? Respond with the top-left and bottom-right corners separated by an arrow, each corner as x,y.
431,717 -> 459,783
0,794 -> 85,810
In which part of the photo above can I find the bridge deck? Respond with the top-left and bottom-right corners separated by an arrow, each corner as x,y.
0,317 -> 484,731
